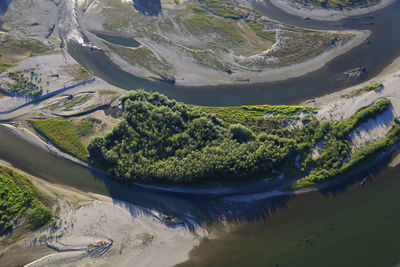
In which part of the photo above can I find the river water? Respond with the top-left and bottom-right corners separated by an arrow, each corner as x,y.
178,161 -> 400,267
2,0 -> 400,265
66,0 -> 400,106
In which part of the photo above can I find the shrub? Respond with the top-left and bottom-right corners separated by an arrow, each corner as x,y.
28,204 -> 51,229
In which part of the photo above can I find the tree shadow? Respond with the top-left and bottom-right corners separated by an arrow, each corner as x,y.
132,0 -> 161,16
319,148 -> 396,197
0,0 -> 12,16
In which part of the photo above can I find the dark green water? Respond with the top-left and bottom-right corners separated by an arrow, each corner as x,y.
68,1 -> 400,106
178,164 -> 400,267
92,31 -> 140,47
2,125 -> 400,266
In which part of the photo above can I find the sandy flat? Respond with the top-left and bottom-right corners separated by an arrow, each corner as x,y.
266,0 -> 397,21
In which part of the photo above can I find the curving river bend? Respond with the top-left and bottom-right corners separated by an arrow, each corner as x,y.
2,0 -> 400,265
66,0 -> 400,106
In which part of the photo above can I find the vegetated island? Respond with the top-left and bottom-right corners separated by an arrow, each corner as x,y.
26,87 -> 400,189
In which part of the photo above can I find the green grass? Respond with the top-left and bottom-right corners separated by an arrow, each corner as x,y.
62,94 -> 93,111
98,89 -> 118,95
0,165 -> 51,234
6,71 -> 43,98
0,36 -> 49,63
0,62 -> 14,72
104,42 -> 173,78
75,118 -> 101,137
290,98 -> 393,189
183,9 -> 244,45
200,0 -> 250,19
293,0 -> 378,9
189,49 -> 231,72
29,118 -> 89,161
245,21 -> 276,43
342,83 -> 383,98
194,104 -> 316,134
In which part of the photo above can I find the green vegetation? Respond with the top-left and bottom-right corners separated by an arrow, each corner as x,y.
28,205 -> 52,229
195,104 -> 315,134
0,165 -> 51,234
0,36 -> 49,59
342,83 -> 383,98
245,21 -> 276,42
199,0 -> 250,19
75,118 -> 101,137
98,89 -> 118,95
0,62 -> 14,72
88,92 -> 396,188
6,71 -> 43,98
189,49 -> 231,72
293,0 -> 378,9
291,98 -> 394,189
80,66 -> 88,73
183,5 -> 244,45
62,94 -> 93,111
88,91 -> 297,184
104,42 -> 174,79
29,118 -> 89,161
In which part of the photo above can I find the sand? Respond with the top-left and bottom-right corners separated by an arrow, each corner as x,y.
0,160 -> 205,267
266,0 -> 397,21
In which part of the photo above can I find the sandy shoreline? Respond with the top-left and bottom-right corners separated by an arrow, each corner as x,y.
0,159 -> 205,267
267,0 -> 397,21
97,29 -> 370,87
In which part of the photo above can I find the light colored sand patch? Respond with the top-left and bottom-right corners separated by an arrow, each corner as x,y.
312,140 -> 324,159
350,108 -> 394,151
264,0 -> 396,21
27,195 -> 205,267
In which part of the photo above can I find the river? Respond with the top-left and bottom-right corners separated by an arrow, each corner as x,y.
65,0 -> 400,106
2,0 -> 400,265
177,159 -> 400,267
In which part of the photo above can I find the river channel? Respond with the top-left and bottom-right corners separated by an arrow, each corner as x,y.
2,0 -> 400,265
68,0 -> 400,106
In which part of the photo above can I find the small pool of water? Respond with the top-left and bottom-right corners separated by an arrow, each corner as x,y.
92,31 -> 140,47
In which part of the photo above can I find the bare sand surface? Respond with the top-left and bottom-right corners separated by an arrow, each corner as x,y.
266,0 -> 397,21
0,160 -> 205,267
0,52 -> 124,121
302,54 -> 400,150
92,28 -> 369,86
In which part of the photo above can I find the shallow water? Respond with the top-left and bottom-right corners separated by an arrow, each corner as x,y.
178,163 -> 400,267
92,31 -> 140,47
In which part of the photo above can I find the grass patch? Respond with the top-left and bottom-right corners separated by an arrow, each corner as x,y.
62,94 -> 94,111
5,71 -> 43,98
99,89 -> 118,95
342,83 -> 383,98
0,62 -> 14,72
290,98 -> 393,189
245,21 -> 276,43
0,35 -> 49,64
194,104 -> 316,134
183,7 -> 244,45
0,165 -> 52,234
75,118 -> 101,137
104,42 -> 174,78
200,0 -> 250,19
293,0 -> 378,9
29,118 -> 89,161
